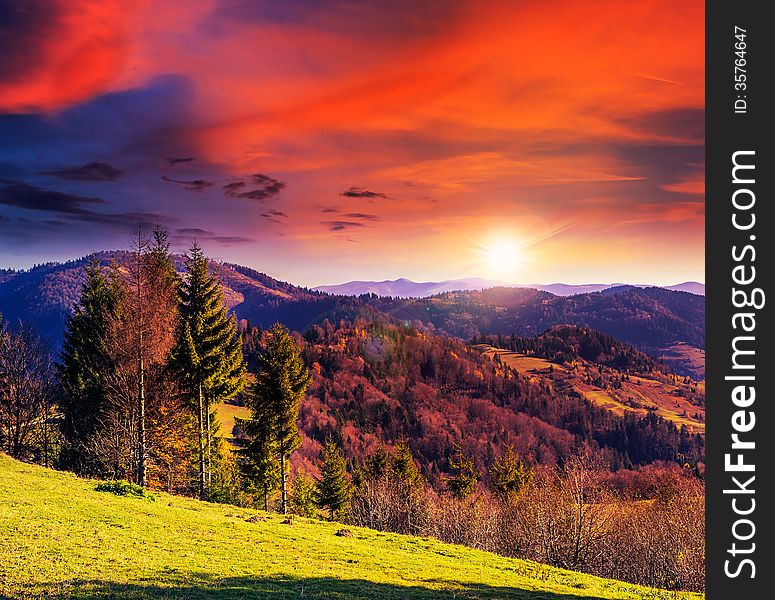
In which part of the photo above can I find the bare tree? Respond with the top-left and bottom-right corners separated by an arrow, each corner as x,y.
0,323 -> 55,460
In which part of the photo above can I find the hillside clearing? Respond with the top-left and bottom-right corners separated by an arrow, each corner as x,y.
215,402 -> 250,444
0,455 -> 702,599
480,346 -> 704,433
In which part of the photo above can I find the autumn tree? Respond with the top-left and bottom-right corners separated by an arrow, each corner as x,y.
315,440 -> 352,520
141,227 -> 193,491
82,227 -> 185,487
174,242 -> 244,497
246,323 -> 310,514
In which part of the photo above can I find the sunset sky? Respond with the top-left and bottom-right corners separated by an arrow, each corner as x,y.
0,0 -> 704,287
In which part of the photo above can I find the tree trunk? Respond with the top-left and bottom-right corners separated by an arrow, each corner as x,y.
206,399 -> 212,491
264,483 -> 269,512
136,234 -> 147,488
280,449 -> 288,515
197,383 -> 206,498
138,355 -> 146,487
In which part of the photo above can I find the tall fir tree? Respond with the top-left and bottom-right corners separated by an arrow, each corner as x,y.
248,323 -> 311,514
488,445 -> 533,500
173,242 -> 244,497
315,440 -> 352,521
57,260 -> 120,475
446,445 -> 479,500
391,439 -> 421,487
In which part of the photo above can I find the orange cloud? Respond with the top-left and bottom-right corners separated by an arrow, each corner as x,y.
1,0 -> 705,285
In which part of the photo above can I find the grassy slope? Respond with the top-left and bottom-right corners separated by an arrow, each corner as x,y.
0,455 -> 702,600
215,402 -> 250,444
480,346 -> 704,433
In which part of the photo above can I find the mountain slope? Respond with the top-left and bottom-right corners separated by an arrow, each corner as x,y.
379,286 -> 704,363
0,251 -> 319,347
476,326 -> 704,433
0,454 -> 701,600
248,321 -> 704,480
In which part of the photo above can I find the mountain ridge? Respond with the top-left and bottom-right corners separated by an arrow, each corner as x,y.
314,278 -> 705,298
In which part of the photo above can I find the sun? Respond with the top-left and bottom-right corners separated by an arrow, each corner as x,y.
478,236 -> 523,280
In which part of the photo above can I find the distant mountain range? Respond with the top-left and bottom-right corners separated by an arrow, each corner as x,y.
313,278 -> 705,298
0,251 -> 704,377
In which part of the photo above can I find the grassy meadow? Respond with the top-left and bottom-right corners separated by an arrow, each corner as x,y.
0,454 -> 704,599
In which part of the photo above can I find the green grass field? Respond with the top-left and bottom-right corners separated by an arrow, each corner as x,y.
0,454 -> 703,599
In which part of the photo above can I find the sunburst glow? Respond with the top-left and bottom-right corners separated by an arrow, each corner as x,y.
478,237 -> 523,280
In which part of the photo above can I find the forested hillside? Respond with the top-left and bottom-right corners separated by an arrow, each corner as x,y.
266,320 -> 704,480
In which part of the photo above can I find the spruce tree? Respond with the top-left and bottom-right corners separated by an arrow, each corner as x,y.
446,446 -> 479,500
57,261 -> 119,475
146,226 -> 179,291
489,445 -> 532,500
391,439 -> 420,487
174,243 -> 244,497
363,445 -> 390,481
248,323 -> 310,514
289,472 -> 317,518
315,440 -> 351,521
389,439 -> 425,534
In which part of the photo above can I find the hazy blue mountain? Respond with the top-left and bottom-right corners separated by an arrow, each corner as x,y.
314,279 -> 705,298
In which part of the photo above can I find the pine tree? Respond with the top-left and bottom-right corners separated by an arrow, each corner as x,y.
391,439 -> 420,487
315,440 -> 352,521
289,472 -> 317,518
363,445 -> 390,479
57,261 -> 120,475
248,323 -> 311,514
174,243 -> 245,497
389,439 -> 425,534
446,445 -> 479,500
489,445 -> 532,500
146,226 -> 179,292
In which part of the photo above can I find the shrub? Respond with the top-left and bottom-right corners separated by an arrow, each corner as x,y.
95,480 -> 156,500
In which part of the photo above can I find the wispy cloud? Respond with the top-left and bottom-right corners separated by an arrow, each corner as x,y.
166,157 -> 196,166
343,212 -> 380,221
261,209 -> 288,224
41,162 -> 125,182
321,220 -> 367,231
162,175 -> 214,191
340,186 -> 388,199
223,173 -> 286,201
